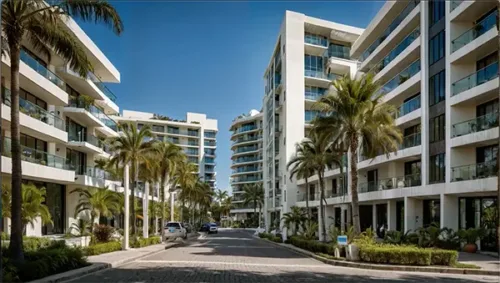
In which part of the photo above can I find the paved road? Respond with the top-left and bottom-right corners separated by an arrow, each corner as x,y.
72,229 -> 498,282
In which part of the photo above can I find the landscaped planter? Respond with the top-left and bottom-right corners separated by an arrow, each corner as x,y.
65,235 -> 91,247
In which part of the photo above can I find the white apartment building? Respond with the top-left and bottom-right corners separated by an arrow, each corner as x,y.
264,2 -> 499,251
261,11 -> 363,231
0,15 -> 132,236
229,110 -> 263,221
114,110 -> 218,189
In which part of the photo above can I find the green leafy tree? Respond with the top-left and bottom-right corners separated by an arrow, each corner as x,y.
2,0 -> 123,262
314,74 -> 402,235
176,162 -> 200,223
71,187 -> 121,234
281,206 -> 307,236
287,142 -> 316,219
214,189 -> 228,204
242,182 -> 264,226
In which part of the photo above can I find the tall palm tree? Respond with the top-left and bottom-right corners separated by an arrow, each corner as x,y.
108,123 -> 155,237
220,196 -> 233,217
214,189 -> 228,204
314,74 -> 402,235
152,141 -> 185,240
281,206 -> 307,236
2,0 -> 123,262
287,141 -> 316,219
299,133 -> 344,241
71,187 -> 121,234
175,162 -> 199,223
242,182 -> 264,226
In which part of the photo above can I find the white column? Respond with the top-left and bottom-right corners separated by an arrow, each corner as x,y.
440,194 -> 458,230
340,208 -> 346,231
143,182 -> 149,238
317,206 -> 324,241
404,197 -> 423,232
170,190 -> 175,222
122,164 -> 130,250
372,204 -> 377,231
387,200 -> 397,231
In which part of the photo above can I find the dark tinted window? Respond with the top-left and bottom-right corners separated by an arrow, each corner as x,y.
429,70 -> 445,106
429,0 -> 445,25
166,222 -> 181,228
429,153 -> 445,184
429,114 -> 445,143
429,30 -> 445,65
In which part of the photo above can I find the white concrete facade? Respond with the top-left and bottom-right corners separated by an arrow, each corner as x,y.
229,110 -> 263,221
262,4 -> 499,251
114,110 -> 218,190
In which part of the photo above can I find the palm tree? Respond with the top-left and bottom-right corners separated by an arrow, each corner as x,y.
3,183 -> 52,233
175,162 -> 199,223
71,187 -> 121,234
220,196 -> 233,217
242,182 -> 264,226
2,0 -> 123,262
108,123 -> 155,237
151,141 -> 185,240
314,74 -> 402,235
281,206 -> 307,236
287,141 -> 316,219
214,189 -> 228,204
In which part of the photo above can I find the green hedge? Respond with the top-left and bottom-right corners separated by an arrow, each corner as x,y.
289,237 -> 335,255
130,236 -> 162,248
84,241 -> 122,256
359,244 -> 458,266
258,233 -> 282,243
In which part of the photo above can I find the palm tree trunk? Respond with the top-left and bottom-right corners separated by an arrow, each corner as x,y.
318,172 -> 327,242
258,204 -> 262,228
253,200 -> 257,225
8,45 -> 24,263
305,177 -> 310,219
350,137 -> 361,235
497,21 -> 500,256
160,177 -> 167,241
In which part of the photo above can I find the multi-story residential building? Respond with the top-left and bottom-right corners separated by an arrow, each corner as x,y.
266,2 -> 499,251
262,11 -> 363,230
0,15 -> 129,236
114,110 -> 218,189
229,110 -> 263,221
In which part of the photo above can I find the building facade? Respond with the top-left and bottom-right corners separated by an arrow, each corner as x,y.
261,11 -> 363,231
229,110 -> 263,221
114,110 -> 218,189
1,14 -> 128,236
264,2 -> 499,251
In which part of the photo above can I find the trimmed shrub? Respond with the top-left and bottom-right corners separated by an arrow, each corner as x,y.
258,232 -> 282,243
289,236 -> 335,255
130,236 -> 162,248
359,244 -> 432,266
430,249 -> 458,266
84,241 -> 122,256
93,225 -> 115,243
23,236 -> 65,252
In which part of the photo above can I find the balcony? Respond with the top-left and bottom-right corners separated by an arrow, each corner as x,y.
204,131 -> 217,139
359,174 -> 421,193
231,176 -> 261,184
400,132 -> 421,149
452,11 -> 497,53
305,87 -> 326,101
166,128 -> 199,137
67,133 -> 105,154
87,72 -> 117,102
395,94 -> 420,119
452,63 -> 498,97
232,136 -> 261,146
305,69 -> 337,81
305,110 -> 320,123
232,156 -> 261,165
233,125 -> 258,135
1,136 -> 75,182
20,50 -> 65,89
380,60 -> 420,95
234,146 -> 259,154
65,98 -> 118,136
185,149 -> 199,156
451,161 -> 497,182
452,112 -> 498,138
304,34 -> 328,47
328,44 -> 350,60
359,0 -> 420,62
370,27 -> 420,75
204,140 -> 216,147
450,0 -> 462,12
232,166 -> 261,175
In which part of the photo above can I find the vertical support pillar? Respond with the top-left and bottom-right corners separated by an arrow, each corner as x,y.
372,204 -> 377,231
387,200 -> 397,231
405,197 -> 423,232
440,194 -> 458,230
122,164 -> 130,250
143,182 -> 149,238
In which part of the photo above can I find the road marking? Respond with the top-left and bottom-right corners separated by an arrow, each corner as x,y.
200,245 -> 273,249
135,260 -> 331,268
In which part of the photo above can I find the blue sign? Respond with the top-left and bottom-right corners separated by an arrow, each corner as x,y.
337,235 -> 348,246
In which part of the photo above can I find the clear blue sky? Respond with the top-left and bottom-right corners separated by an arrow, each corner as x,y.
79,1 -> 384,193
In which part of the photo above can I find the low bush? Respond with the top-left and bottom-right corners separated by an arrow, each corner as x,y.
452,262 -> 480,269
93,224 -> 115,243
84,241 -> 122,256
1,232 -> 9,240
130,236 -> 162,248
258,232 -> 282,243
289,236 -> 335,255
359,244 -> 432,266
429,249 -> 458,266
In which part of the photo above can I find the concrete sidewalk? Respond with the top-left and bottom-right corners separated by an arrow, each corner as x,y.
458,252 -> 500,271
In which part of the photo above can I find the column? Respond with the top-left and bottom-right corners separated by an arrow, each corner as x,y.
143,182 -> 149,238
387,200 -> 397,231
324,206 -> 335,240
122,164 -> 130,250
317,206 -> 324,242
440,194 -> 458,230
340,207 -> 346,232
372,204 -> 377,231
404,197 -> 423,232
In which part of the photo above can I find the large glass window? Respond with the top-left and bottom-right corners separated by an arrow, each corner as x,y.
67,148 -> 87,174
304,55 -> 324,72
429,30 -> 445,65
423,200 -> 440,227
20,88 -> 47,109
476,145 -> 498,164
66,118 -> 87,141
429,153 -> 445,184
429,0 -> 445,25
429,114 -> 445,143
477,99 -> 498,117
429,70 -> 445,105
20,133 -> 46,152
43,183 -> 65,235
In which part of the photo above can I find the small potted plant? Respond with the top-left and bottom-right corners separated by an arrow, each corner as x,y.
458,228 -> 486,253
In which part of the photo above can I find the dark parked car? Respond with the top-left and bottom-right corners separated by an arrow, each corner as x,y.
200,223 -> 210,232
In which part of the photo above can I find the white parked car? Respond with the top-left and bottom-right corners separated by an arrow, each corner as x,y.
164,222 -> 187,241
209,223 -> 218,234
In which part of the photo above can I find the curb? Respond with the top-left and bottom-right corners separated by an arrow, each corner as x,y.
255,237 -> 500,277
30,242 -> 180,283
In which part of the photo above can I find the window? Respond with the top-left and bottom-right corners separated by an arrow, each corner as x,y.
429,153 -> 445,183
429,0 -> 445,25
304,55 -> 324,72
429,70 -> 445,105
476,99 -> 498,117
429,30 -> 445,65
476,52 -> 497,70
20,88 -> 47,109
429,114 -> 445,143
476,145 -> 498,164
66,118 -> 87,141
20,133 -> 47,151
22,47 -> 47,67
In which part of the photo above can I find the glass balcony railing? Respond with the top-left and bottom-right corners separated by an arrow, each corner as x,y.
204,158 -> 216,164
304,33 -> 328,47
359,174 -> 421,193
400,132 -> 421,149
2,88 -> 65,131
305,87 -> 326,101
166,128 -> 198,136
451,161 -> 497,182
232,156 -> 260,164
75,165 -> 118,180
68,133 -> 101,148
2,136 -> 73,170
452,112 -> 498,137
231,176 -> 261,183
305,110 -> 321,123
87,72 -> 117,102
20,50 -> 65,89
204,141 -> 216,146
204,150 -> 216,156
450,0 -> 462,11
380,59 -> 420,94
68,98 -> 117,131
232,166 -> 261,174
235,146 -> 259,153
185,149 -> 199,155
396,95 -> 421,118
328,44 -> 350,59
305,69 -> 337,81
451,10 -> 497,53
360,0 -> 420,62
370,27 -> 420,75
234,125 -> 258,134
204,132 -> 216,138
232,136 -> 261,145
452,62 -> 498,96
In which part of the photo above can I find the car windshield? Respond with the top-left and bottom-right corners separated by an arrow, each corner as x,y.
166,223 -> 181,228
210,223 -> 217,227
